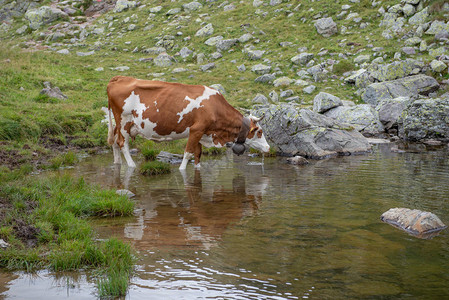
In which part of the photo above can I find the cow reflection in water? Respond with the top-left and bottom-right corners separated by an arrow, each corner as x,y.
115,167 -> 269,250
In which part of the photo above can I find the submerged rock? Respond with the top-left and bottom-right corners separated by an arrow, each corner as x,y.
157,151 -> 184,164
286,156 -> 309,165
381,208 -> 447,239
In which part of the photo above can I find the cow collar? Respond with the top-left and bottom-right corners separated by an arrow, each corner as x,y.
232,117 -> 250,155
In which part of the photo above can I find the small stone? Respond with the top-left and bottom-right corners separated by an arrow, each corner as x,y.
200,63 -> 215,72
210,84 -> 226,94
314,17 -> 338,37
0,239 -> 9,249
116,189 -> 135,198
195,23 -> 214,37
286,156 -> 309,165
251,64 -> 272,75
237,64 -> 246,72
255,74 -> 276,83
57,49 -> 70,55
252,93 -> 269,104
273,77 -> 293,87
303,85 -> 316,94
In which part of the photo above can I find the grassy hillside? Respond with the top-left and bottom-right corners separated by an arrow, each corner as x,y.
1,0 -> 448,167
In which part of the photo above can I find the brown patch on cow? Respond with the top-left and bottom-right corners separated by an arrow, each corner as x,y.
141,122 -> 145,129
131,110 -> 139,118
257,130 -> 263,139
124,121 -> 134,135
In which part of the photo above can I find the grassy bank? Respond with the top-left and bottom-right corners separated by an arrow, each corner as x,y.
0,171 -> 135,298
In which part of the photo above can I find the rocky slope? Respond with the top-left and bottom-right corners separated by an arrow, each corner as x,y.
1,0 -> 448,156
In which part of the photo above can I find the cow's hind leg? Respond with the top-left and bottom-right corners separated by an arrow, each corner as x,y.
121,134 -> 136,168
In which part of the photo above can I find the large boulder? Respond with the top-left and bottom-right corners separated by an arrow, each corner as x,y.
398,97 -> 449,141
381,208 -> 447,239
25,6 -> 66,30
376,97 -> 411,131
252,104 -> 371,159
362,75 -> 440,106
0,0 -> 38,22
369,59 -> 424,82
324,104 -> 384,136
113,0 -> 137,13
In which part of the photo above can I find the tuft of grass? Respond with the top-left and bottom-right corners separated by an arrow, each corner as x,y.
202,147 -> 226,156
47,151 -> 78,170
140,161 -> 172,176
140,141 -> 159,161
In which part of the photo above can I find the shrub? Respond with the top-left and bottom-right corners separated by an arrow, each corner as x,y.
333,59 -> 354,75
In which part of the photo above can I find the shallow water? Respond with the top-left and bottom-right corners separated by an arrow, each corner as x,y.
1,144 -> 449,299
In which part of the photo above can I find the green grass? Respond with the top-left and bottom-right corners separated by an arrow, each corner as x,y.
140,161 -> 172,176
0,175 -> 135,296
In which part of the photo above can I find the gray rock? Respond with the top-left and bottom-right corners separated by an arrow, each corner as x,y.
314,17 -> 338,37
370,59 -> 424,82
195,23 -> 214,37
116,189 -> 135,198
291,53 -> 314,65
25,6 -> 66,30
354,54 -> 370,64
307,64 -> 327,82
183,1 -> 202,12
402,47 -> 415,55
56,49 -> 70,55
245,49 -> 265,60
204,36 -> 223,46
398,97 -> 449,141
77,51 -> 95,57
166,8 -> 181,15
200,63 -> 216,72
251,64 -> 271,75
425,20 -> 449,35
313,92 -> 343,113
269,91 -> 279,102
210,84 -> 226,94
210,52 -> 222,60
157,151 -> 184,164
362,75 -> 440,106
324,104 -> 383,136
280,90 -> 294,98
0,239 -> 9,249
154,53 -> 173,67
239,33 -> 253,43
273,77 -> 293,87
16,25 -> 28,34
113,0 -> 137,13
179,47 -> 193,58
344,69 -> 368,84
40,82 -> 68,100
429,47 -> 446,58
252,93 -> 269,104
111,66 -> 130,71
255,74 -> 276,83
251,104 -> 371,159
430,60 -> 447,73
402,4 -> 415,17
223,4 -> 236,11
381,208 -> 447,239
303,85 -> 316,94
286,156 -> 309,165
375,97 -> 411,130
237,64 -> 246,72
216,39 -> 238,51
253,0 -> 264,7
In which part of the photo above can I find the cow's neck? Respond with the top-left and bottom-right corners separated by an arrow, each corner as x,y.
235,117 -> 251,144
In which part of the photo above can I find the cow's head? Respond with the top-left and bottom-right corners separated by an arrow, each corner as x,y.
232,115 -> 270,155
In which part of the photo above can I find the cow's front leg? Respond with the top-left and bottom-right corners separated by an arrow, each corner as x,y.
179,130 -> 203,170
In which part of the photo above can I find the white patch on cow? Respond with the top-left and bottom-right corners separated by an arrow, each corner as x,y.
200,134 -> 223,148
176,86 -> 218,123
245,129 -> 270,153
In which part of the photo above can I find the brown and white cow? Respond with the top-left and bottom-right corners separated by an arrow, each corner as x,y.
106,76 -> 270,170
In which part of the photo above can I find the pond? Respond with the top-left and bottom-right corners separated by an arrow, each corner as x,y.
1,143 -> 449,299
